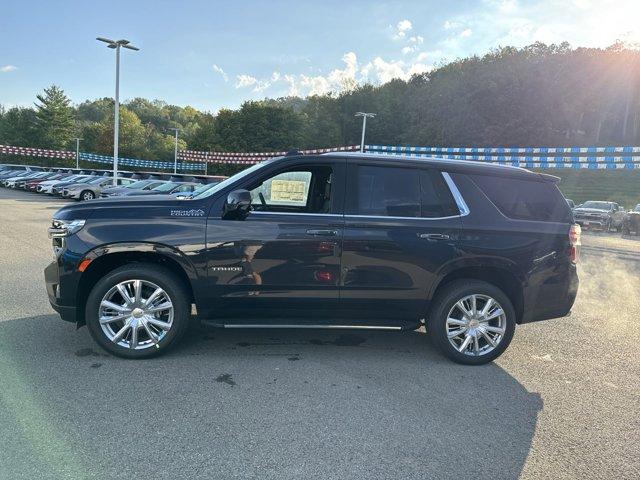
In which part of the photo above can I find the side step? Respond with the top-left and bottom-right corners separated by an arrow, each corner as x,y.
221,324 -> 402,330
199,318 -> 422,330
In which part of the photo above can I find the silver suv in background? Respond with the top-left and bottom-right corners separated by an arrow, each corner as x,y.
572,201 -> 625,231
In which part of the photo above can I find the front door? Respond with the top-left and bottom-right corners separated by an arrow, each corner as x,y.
340,162 -> 463,322
204,160 -> 345,321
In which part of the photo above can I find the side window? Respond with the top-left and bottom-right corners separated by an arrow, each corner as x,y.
471,174 -> 571,222
248,166 -> 333,213
420,170 -> 460,218
353,166 -> 420,217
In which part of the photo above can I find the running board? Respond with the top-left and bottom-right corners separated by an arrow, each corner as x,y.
220,324 -> 402,331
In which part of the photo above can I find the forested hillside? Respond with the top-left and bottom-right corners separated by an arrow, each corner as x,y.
1,42 -> 639,162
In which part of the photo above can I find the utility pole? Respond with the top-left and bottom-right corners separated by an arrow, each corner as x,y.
97,37 -> 139,185
168,127 -> 179,174
73,138 -> 83,169
355,112 -> 376,153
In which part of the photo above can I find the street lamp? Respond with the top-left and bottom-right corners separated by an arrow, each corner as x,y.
73,137 -> 83,169
354,112 -> 376,153
168,127 -> 179,174
97,37 -> 139,185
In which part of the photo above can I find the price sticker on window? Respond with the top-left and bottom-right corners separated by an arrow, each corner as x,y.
270,179 -> 307,203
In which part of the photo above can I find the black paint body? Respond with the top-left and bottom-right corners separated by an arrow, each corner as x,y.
44,154 -> 578,328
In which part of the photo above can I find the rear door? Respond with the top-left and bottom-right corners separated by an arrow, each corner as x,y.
340,162 -> 463,322
204,158 -> 345,321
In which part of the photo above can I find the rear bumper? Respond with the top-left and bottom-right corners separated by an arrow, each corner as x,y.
519,263 -> 579,324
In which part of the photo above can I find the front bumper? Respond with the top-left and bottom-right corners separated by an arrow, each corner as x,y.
574,216 -> 609,228
44,260 -> 77,323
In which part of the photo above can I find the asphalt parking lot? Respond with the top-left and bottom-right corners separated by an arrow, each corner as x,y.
0,188 -> 638,480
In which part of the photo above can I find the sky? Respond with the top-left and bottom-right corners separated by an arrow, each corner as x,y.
1,0 -> 639,112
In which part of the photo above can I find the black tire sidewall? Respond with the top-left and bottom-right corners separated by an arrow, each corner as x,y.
85,264 -> 190,359
427,280 -> 516,365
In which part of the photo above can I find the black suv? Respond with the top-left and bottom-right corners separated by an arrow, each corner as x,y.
44,153 -> 579,364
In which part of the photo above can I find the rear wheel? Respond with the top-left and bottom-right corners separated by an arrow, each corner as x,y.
85,264 -> 190,359
427,280 -> 516,365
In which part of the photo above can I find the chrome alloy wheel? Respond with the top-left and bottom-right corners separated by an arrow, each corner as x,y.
98,279 -> 174,350
445,294 -> 506,356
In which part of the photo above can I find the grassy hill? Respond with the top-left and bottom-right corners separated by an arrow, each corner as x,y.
533,169 -> 640,208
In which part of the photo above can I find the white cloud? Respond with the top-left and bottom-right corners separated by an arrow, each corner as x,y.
393,19 -> 413,39
409,35 -> 424,44
443,20 -> 460,30
1,65 -> 17,73
235,74 -> 258,88
212,64 -> 228,82
460,28 -> 473,37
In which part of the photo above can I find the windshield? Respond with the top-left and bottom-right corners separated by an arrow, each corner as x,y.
192,161 -> 273,200
87,177 -> 109,184
635,204 -> 640,212
152,182 -> 179,192
125,179 -> 153,189
580,201 -> 611,210
189,183 -> 217,196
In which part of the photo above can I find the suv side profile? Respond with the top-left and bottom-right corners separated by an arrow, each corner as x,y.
44,153 -> 579,365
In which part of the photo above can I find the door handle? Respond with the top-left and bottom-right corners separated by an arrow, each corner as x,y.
418,233 -> 450,241
306,229 -> 338,236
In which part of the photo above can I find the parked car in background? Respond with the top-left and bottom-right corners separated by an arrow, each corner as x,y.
25,173 -> 68,191
51,176 -> 97,195
572,201 -> 625,231
100,179 -> 167,198
14,172 -> 59,189
622,204 -> 640,235
61,177 -> 135,201
3,171 -> 47,188
39,175 -> 88,194
119,181 -> 200,197
0,166 -> 33,180
45,152 -> 579,365
172,181 -> 222,199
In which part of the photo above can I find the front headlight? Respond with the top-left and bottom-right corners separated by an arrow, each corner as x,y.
48,219 -> 86,238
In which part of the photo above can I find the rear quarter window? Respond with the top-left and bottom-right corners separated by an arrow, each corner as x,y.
470,174 -> 571,223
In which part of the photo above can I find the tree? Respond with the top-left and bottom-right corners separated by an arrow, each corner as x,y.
34,85 -> 75,149
0,107 -> 39,146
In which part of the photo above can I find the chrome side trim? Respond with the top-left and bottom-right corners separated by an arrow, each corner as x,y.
442,172 -> 470,216
223,324 -> 402,330
250,211 -> 342,218
345,214 -> 461,221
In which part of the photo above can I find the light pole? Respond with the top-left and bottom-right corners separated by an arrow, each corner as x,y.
355,112 -> 376,153
73,137 -> 83,169
168,127 -> 179,174
97,37 -> 139,185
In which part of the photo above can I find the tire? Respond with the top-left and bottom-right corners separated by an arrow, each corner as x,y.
426,280 -> 516,365
80,190 -> 95,201
85,263 -> 191,359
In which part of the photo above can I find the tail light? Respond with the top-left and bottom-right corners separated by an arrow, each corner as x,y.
569,223 -> 581,263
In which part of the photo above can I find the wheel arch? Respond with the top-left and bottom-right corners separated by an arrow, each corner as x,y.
75,243 -> 198,326
429,264 -> 525,323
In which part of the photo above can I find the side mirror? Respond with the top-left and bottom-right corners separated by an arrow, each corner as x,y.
223,189 -> 252,220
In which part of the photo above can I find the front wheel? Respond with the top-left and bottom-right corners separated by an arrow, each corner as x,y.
85,264 -> 191,358
427,280 -> 516,365
80,190 -> 95,201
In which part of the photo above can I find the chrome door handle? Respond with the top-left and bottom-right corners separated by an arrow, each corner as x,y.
306,229 -> 338,236
418,233 -> 450,241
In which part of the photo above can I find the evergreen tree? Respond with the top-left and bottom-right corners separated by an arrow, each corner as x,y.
34,85 -> 75,149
